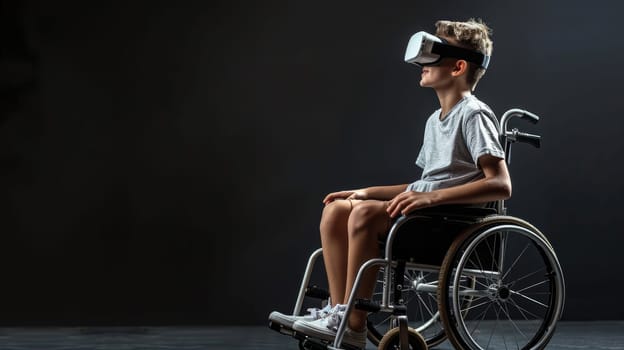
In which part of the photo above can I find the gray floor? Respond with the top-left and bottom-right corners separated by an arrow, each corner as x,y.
0,322 -> 621,349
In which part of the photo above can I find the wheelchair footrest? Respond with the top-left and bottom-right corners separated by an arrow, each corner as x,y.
300,337 -> 362,350
295,330 -> 363,350
299,337 -> 328,350
268,320 -> 294,336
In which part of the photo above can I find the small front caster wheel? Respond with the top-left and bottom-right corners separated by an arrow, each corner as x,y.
378,327 -> 428,350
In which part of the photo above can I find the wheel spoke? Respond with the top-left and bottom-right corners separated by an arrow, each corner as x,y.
402,292 -> 417,305
501,243 -> 531,281
508,296 -> 542,320
510,290 -> 548,308
485,233 -> 502,274
416,293 -> 436,318
469,252 -> 494,286
460,297 -> 490,313
417,293 -> 425,320
496,231 -> 509,274
419,293 -> 438,316
507,298 -> 529,321
516,279 -> 550,294
470,301 -> 494,336
498,301 -> 528,340
502,314 -> 509,350
507,267 -> 546,288
473,277 -> 492,290
373,313 -> 393,328
485,304 -> 501,350
503,302 -> 521,350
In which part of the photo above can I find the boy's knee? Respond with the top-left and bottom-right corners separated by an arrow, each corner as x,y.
322,200 -> 352,219
320,200 -> 351,232
348,202 -> 385,235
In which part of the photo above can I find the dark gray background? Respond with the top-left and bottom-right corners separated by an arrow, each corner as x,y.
1,0 -> 622,325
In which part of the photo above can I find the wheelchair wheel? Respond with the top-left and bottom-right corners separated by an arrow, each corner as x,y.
367,267 -> 447,348
378,327 -> 428,350
438,217 -> 565,350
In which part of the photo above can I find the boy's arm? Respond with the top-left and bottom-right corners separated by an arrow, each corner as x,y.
323,184 -> 408,204
386,155 -> 511,218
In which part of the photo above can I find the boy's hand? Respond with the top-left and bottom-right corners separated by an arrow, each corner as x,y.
387,191 -> 437,218
323,190 -> 367,205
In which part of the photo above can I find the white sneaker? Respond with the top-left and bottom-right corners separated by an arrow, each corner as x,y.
268,303 -> 333,330
292,305 -> 367,349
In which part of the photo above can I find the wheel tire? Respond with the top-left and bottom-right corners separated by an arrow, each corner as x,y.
438,216 -> 565,350
378,327 -> 428,350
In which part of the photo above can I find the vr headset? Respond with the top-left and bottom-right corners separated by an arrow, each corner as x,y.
404,31 -> 490,69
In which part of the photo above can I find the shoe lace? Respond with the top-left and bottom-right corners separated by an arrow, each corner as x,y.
306,302 -> 333,319
325,304 -> 346,330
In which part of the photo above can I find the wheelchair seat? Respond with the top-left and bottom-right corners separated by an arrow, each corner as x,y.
382,205 -> 497,264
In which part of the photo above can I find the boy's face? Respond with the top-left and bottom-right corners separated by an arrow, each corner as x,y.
419,35 -> 471,90
419,57 -> 457,89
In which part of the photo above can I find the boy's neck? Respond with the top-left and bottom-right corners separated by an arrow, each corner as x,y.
436,88 -> 472,120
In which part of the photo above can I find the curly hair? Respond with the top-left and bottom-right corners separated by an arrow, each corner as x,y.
435,19 -> 493,90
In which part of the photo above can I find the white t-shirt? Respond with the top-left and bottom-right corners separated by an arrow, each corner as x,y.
407,95 -> 505,192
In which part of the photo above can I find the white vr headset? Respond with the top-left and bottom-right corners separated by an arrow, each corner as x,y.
404,31 -> 490,69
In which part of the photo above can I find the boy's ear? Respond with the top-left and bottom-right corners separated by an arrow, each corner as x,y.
451,60 -> 469,77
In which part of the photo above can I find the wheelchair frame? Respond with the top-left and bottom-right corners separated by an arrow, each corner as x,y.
286,109 -> 566,350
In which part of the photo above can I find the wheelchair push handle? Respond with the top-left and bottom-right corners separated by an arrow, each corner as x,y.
500,108 -> 542,147
506,129 -> 541,148
499,108 -> 542,171
500,108 -> 540,134
518,109 -> 540,124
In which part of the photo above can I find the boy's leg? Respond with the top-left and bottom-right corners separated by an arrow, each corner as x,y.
319,199 -> 359,307
344,200 -> 391,331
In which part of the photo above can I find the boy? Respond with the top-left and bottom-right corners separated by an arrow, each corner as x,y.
270,19 -> 510,349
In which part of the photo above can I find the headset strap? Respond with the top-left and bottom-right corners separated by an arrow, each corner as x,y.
431,41 -> 490,69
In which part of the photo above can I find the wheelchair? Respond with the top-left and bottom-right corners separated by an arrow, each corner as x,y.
269,109 -> 566,350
